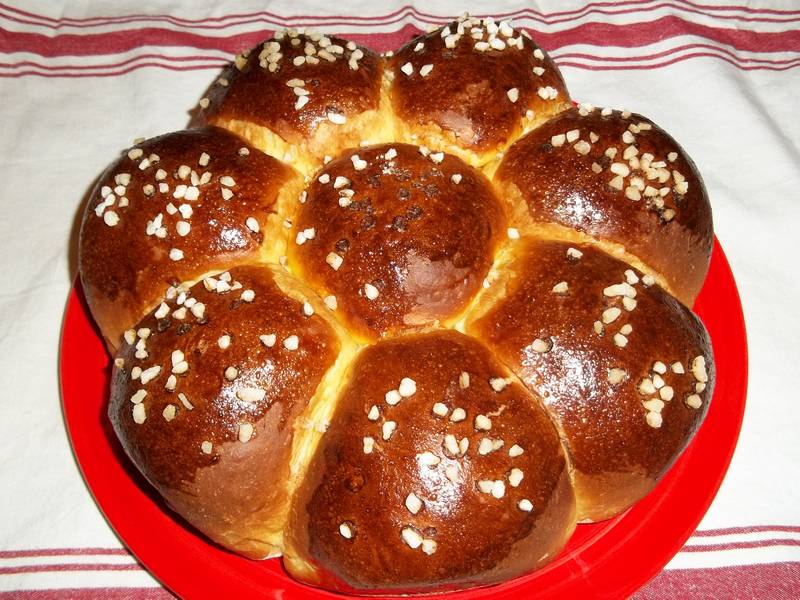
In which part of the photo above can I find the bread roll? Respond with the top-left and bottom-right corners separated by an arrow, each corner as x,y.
466,240 -> 714,521
493,106 -> 713,305
284,330 -> 576,593
108,264 -> 353,558
200,31 -> 392,173
288,143 -> 505,341
390,15 -> 571,167
79,127 -> 303,350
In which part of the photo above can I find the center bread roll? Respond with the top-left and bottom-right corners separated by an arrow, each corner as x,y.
288,143 -> 505,341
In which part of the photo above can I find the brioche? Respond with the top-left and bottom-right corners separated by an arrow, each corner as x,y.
201,32 -> 392,174
284,331 -> 576,592
108,265 -> 350,558
465,239 -> 714,522
390,16 -> 571,167
288,143 -> 505,341
78,127 -> 303,350
77,13 -> 716,594
492,106 -> 713,305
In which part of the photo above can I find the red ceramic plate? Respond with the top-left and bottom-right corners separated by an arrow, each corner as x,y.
60,237 -> 747,599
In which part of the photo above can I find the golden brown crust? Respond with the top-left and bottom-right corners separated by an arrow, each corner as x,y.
288,144 -> 506,341
466,240 -> 715,521
285,330 -> 575,592
108,265 -> 341,558
390,16 -> 570,161
493,106 -> 713,305
201,32 -> 388,163
78,127 -> 302,350
78,15 -> 720,593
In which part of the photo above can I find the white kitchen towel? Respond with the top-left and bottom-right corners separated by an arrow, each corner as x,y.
0,1 -> 798,597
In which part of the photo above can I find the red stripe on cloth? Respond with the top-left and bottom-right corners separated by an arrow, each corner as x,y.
0,5 -> 423,30
0,28 -> 262,56
2,42 -> 797,75
674,0 -> 800,16
558,52 -> 800,71
0,564 -> 141,575
531,15 -> 800,53
0,10 -> 411,31
0,63 -> 220,78
692,524 -> 800,537
557,42 -> 800,65
0,26 -> 419,57
6,4 -> 793,32
0,54 -> 227,71
0,548 -> 130,559
2,57 -> 797,79
3,54 -> 799,78
0,590 -> 173,599
2,17 -> 799,59
2,562 -> 798,599
632,561 -> 800,599
0,2 -> 415,25
681,538 -> 800,553
1,1 -> 799,29
542,4 -> 800,27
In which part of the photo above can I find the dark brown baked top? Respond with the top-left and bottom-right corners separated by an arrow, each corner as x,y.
288,144 -> 506,340
467,240 -> 714,496
109,264 -> 340,491
390,15 -> 570,152
289,330 -> 575,591
108,265 -> 341,556
202,31 -> 384,145
494,106 -> 713,304
79,127 -> 300,348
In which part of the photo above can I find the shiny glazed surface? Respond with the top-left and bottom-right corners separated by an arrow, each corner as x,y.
63,236 -> 747,600
204,34 -> 384,145
288,331 -> 575,592
494,107 -> 713,305
109,265 -> 339,555
70,13 -> 732,597
467,240 -> 714,520
79,127 -> 300,349
391,21 -> 570,152
290,144 -> 505,340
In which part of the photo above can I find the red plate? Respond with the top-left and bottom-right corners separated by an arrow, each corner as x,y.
60,237 -> 747,599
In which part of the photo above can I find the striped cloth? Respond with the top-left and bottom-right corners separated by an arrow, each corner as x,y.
1,1 -> 798,597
